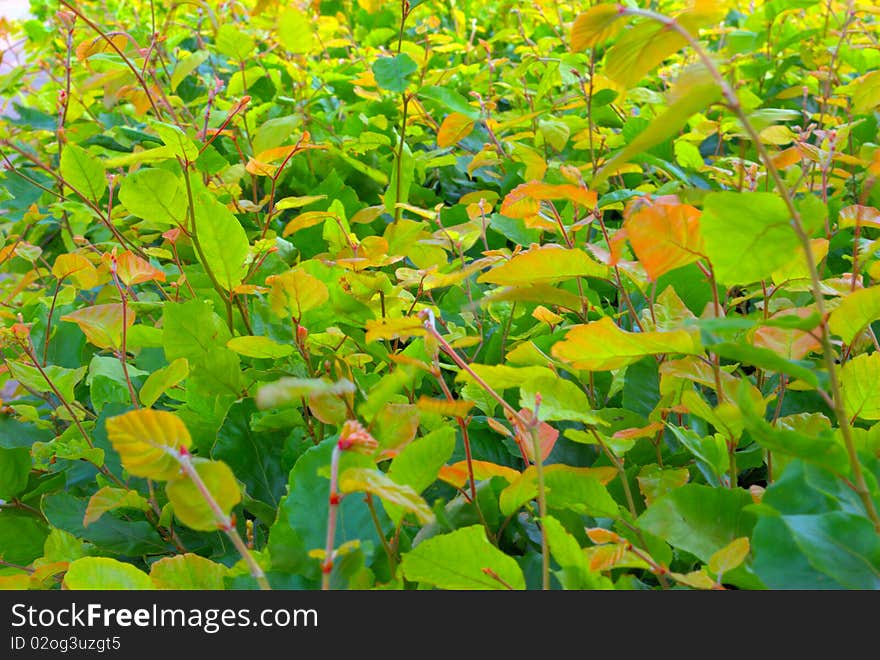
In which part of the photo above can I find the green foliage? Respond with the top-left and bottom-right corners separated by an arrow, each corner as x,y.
1,0 -> 879,591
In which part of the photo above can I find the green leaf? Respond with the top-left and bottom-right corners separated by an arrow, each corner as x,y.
256,377 -> 355,410
166,459 -> 241,531
709,341 -> 819,388
268,438 -> 380,575
841,352 -> 880,420
226,335 -> 294,359
7,362 -> 87,404
700,192 -> 799,285
118,169 -> 187,227
170,50 -> 210,91
139,357 -> 189,407
0,511 -> 48,565
278,8 -> 314,54
570,4 -> 628,51
149,553 -> 230,589
551,316 -> 701,371
594,65 -> 720,186
0,447 -> 31,499
60,144 -> 106,202
216,23 -> 254,60
478,246 -> 606,286
519,373 -> 604,425
752,461 -> 880,589
604,21 -> 684,88
83,486 -> 150,527
152,121 -> 199,161
636,465 -> 690,506
418,85 -> 479,119
212,399 -> 287,507
829,286 -> 880,344
400,525 -> 525,590
194,190 -> 249,291
63,557 -> 154,590
637,484 -> 756,563
543,515 -> 613,590
42,492 -> 165,556
741,393 -> 850,473
386,427 -> 456,523
163,299 -> 231,362
499,465 -> 619,517
372,54 -> 418,93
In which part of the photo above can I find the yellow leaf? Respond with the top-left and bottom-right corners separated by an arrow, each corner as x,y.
105,409 -> 191,481
52,253 -> 98,289
828,285 -> 880,344
708,537 -> 750,577
416,396 -> 474,418
226,335 -> 294,359
112,251 -> 166,286
532,305 -> 563,326
771,238 -> 829,284
624,199 -> 705,280
570,4 -> 627,51
282,211 -> 334,236
166,459 -> 241,531
500,181 -> 597,219
365,317 -> 426,342
437,112 -> 475,148
671,569 -> 717,590
437,460 -> 521,488
551,316 -> 701,371
339,467 -> 434,524
478,245 -> 606,286
266,269 -> 329,320
84,487 -> 150,527
838,205 -> 880,230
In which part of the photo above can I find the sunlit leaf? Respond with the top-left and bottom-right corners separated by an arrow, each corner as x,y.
400,525 -> 525,590
552,316 -> 701,370
61,304 -> 134,350
478,245 -> 605,286
266,268 -> 330,320
625,199 -> 705,280
828,286 -> 880,344
63,557 -> 153,590
339,467 -> 434,524
105,409 -> 191,480
165,459 -> 241,531
83,487 -> 150,527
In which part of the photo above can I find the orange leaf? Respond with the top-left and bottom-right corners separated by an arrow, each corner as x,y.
751,309 -> 821,360
437,460 -> 521,488
113,251 -> 166,286
585,527 -> 624,545
838,205 -> 880,230
624,199 -> 705,280
507,408 -> 558,463
500,181 -> 597,219
61,304 -> 134,350
437,113 -> 475,148
416,396 -> 474,418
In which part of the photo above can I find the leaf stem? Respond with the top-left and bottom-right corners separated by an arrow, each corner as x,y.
322,443 -> 343,590
173,449 -> 270,590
